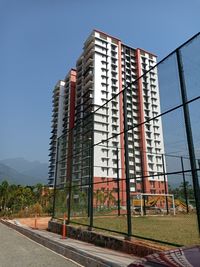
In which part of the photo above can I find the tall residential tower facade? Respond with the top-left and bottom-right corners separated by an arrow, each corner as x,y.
48,69 -> 76,187
48,30 -> 166,202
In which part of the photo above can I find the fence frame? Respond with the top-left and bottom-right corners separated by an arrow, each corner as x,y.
52,32 -> 200,246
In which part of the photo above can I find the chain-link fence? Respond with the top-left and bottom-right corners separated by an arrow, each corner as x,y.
52,32 -> 200,246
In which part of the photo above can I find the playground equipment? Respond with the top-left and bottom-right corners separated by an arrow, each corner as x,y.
132,193 -> 176,216
132,193 -> 190,215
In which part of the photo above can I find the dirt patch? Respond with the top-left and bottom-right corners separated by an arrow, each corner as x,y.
16,216 -> 51,230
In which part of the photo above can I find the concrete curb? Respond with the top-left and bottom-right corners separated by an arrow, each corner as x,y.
0,219 -> 131,267
48,220 -> 164,257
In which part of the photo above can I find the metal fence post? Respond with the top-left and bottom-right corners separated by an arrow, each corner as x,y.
67,130 -> 74,223
198,159 -> 200,182
176,49 -> 200,234
162,154 -> 169,214
123,89 -> 132,239
87,142 -> 91,218
198,160 -> 200,170
52,138 -> 59,218
89,113 -> 94,231
116,147 -> 121,216
140,150 -> 146,215
181,157 -> 189,213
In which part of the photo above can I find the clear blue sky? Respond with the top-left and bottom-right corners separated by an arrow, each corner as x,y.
0,0 -> 200,163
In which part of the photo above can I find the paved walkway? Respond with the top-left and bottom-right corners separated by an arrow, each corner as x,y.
1,219 -> 139,267
0,222 -> 82,267
36,229 -> 137,266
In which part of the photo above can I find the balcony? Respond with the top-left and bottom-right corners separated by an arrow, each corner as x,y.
84,39 -> 95,54
83,79 -> 94,91
84,71 -> 93,84
84,48 -> 94,62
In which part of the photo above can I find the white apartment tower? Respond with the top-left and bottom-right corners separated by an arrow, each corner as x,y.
49,30 -> 166,202
48,70 -> 76,187
48,80 -> 66,186
71,30 -> 166,200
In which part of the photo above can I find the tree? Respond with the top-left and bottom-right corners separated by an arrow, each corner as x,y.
179,181 -> 194,200
33,183 -> 44,204
0,180 -> 54,217
0,180 -> 9,210
106,190 -> 116,208
12,185 -> 35,211
94,189 -> 101,207
168,182 -> 194,201
98,191 -> 107,209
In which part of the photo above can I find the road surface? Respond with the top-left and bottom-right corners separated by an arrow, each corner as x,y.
0,222 -> 82,267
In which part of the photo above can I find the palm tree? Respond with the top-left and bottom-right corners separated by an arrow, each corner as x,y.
98,191 -> 107,210
106,190 -> 116,209
94,189 -> 101,208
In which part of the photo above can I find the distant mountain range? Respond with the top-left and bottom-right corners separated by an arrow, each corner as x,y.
0,158 -> 48,185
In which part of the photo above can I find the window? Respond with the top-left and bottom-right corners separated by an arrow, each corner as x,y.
148,155 -> 153,161
112,141 -> 118,147
101,60 -> 107,65
113,168 -> 117,174
148,163 -> 154,170
150,181 -> 155,188
112,150 -> 117,155
147,140 -> 152,146
111,58 -> 117,64
112,72 -> 117,78
112,86 -> 117,92
150,189 -> 156,194
112,125 -> 118,131
111,44 -> 117,50
146,132 -> 151,139
101,75 -> 107,80
112,110 -> 117,115
112,159 -> 118,164
112,80 -> 117,85
111,51 -> 117,57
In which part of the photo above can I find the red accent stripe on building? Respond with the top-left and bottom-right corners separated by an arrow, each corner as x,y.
69,69 -> 76,129
136,49 -> 149,191
66,70 -> 77,182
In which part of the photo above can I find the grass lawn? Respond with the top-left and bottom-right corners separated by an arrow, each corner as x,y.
71,214 -> 200,247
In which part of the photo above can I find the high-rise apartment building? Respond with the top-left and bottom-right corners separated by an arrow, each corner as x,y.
48,30 -> 167,202
48,69 -> 76,187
